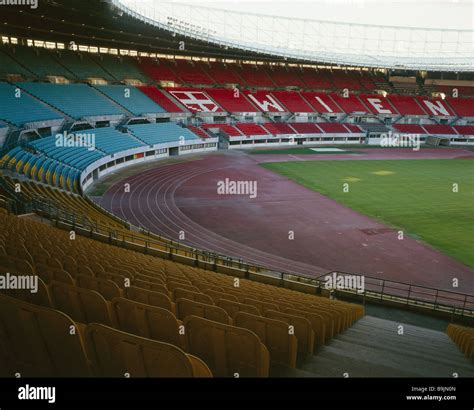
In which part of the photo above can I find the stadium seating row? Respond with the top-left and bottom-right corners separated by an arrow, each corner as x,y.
2,81 -> 473,127
2,45 -> 474,98
0,208 -> 363,376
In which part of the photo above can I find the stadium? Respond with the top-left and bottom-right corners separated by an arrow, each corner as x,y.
0,0 -> 473,400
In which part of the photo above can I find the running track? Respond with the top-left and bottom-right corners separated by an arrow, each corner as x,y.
95,148 -> 474,294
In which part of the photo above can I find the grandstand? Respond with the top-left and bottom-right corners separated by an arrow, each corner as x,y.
0,2 -> 473,406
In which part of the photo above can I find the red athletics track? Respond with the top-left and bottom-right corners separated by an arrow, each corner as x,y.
95,148 -> 474,294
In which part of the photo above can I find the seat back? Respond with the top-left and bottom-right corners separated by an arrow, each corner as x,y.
0,293 -> 90,377
235,311 -> 297,367
49,281 -> 112,326
76,274 -> 121,300
265,310 -> 314,356
173,288 -> 214,305
176,298 -> 231,324
85,323 -> 211,377
125,286 -> 175,314
184,315 -> 269,377
133,279 -> 169,296
0,273 -> 51,308
216,299 -> 260,320
285,308 -> 326,350
243,298 -> 279,314
112,297 -> 184,349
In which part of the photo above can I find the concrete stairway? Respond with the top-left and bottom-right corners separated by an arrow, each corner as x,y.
296,315 -> 474,377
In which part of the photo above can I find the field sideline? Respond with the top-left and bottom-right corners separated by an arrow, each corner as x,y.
261,158 -> 474,268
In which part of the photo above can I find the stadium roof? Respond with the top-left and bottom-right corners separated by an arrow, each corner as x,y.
0,0 -> 472,72
115,0 -> 474,72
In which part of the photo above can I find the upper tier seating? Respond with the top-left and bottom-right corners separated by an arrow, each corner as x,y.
299,68 -> 333,90
0,82 -> 62,126
422,124 -> 457,135
5,46 -> 73,79
237,65 -> 275,88
0,49 -> 33,78
332,72 -> 362,91
205,89 -> 257,112
318,123 -> 351,133
57,50 -> 114,80
91,54 -> 149,82
301,92 -> 343,113
127,122 -> 199,145
330,94 -> 368,114
270,91 -> 314,113
267,67 -> 306,88
447,98 -> 474,117
95,85 -> 165,115
205,62 -> 243,85
387,95 -> 426,115
171,60 -> 215,85
201,123 -> 243,137
20,83 -> 125,119
139,59 -> 180,83
138,86 -> 185,112
235,123 -> 269,136
289,123 -> 322,134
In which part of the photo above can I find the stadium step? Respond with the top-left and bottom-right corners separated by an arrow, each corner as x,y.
299,315 -> 474,377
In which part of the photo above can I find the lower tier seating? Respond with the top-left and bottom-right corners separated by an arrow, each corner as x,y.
0,207 -> 363,377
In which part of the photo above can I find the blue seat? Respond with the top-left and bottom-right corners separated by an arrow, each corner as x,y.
127,123 -> 198,146
20,83 -> 125,119
0,83 -> 62,126
96,85 -> 165,116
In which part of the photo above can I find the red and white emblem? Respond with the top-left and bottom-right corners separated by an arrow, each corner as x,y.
169,91 -> 222,113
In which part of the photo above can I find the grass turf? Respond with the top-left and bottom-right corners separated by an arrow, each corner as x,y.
261,159 -> 474,268
248,147 -> 360,155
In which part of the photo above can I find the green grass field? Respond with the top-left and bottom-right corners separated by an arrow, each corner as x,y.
248,147 -> 361,155
261,159 -> 474,267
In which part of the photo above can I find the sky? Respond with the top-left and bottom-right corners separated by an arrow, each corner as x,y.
170,0 -> 474,30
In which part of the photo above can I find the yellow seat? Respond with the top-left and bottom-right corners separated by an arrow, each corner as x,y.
0,293 -> 91,377
112,297 -> 185,349
85,323 -> 212,377
235,311 -> 297,368
184,315 -> 270,377
176,298 -> 231,325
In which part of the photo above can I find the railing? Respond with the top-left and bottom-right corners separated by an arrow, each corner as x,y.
2,177 -> 473,319
30,198 -> 261,273
315,271 -> 474,318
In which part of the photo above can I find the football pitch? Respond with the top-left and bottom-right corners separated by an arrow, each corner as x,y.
261,159 -> 474,268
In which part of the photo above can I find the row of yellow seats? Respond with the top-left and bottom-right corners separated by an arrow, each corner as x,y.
447,324 -> 474,362
0,293 -> 212,377
0,211 -> 363,374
